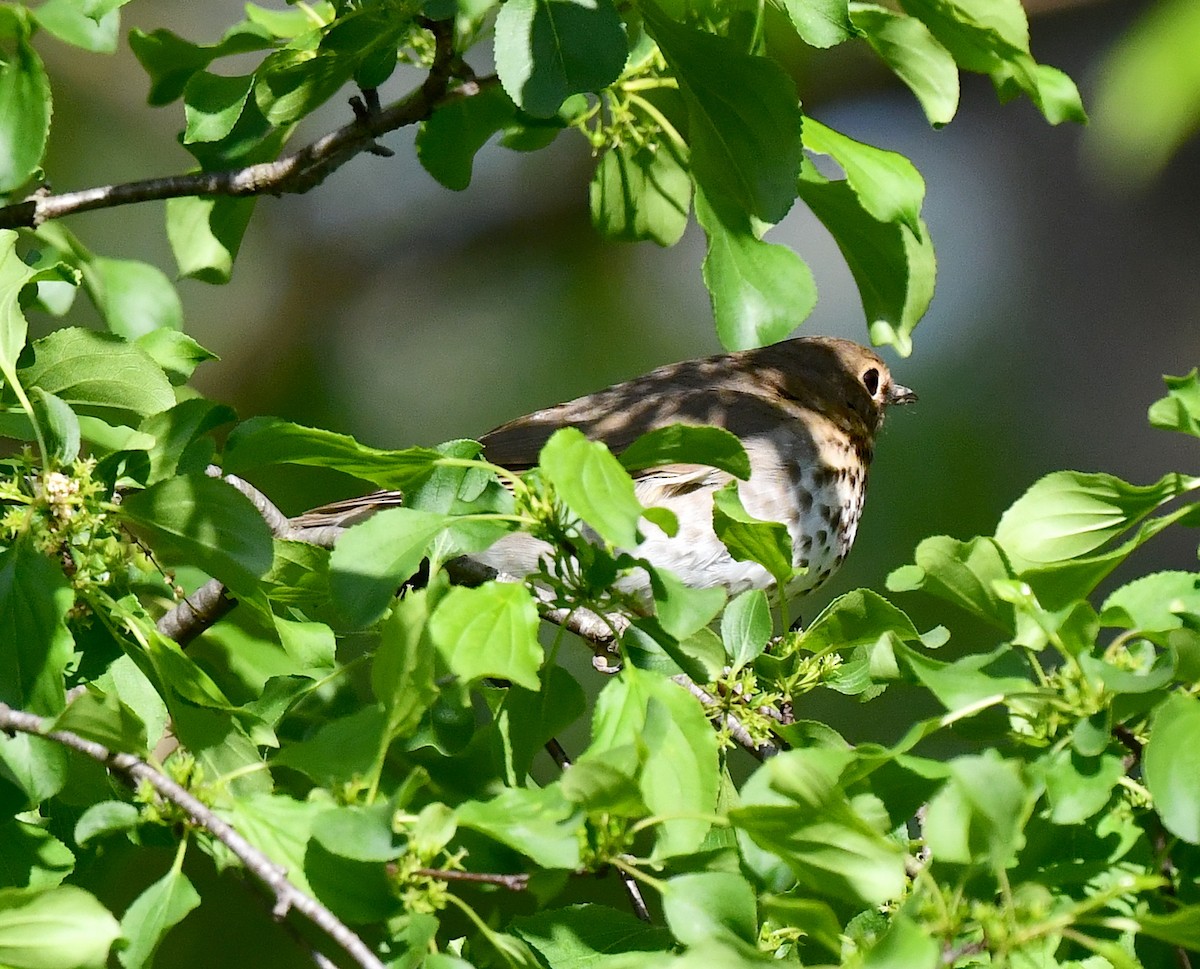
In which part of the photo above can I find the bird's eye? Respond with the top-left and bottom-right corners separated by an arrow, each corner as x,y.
862,367 -> 880,396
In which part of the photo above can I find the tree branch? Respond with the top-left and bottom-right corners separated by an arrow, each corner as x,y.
0,20 -> 478,231
0,702 -> 385,969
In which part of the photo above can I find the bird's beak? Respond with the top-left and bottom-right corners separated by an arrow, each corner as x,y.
888,383 -> 918,405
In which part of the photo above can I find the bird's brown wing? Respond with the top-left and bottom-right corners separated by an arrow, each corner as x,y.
481,382 -> 797,472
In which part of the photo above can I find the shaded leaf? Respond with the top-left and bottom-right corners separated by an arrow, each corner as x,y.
118,473 -> 274,595
428,582 -> 543,690
645,4 -> 802,224
224,416 -> 442,490
590,140 -> 691,247
0,21 -> 50,194
0,542 -> 73,715
494,0 -> 626,117
329,508 -> 449,629
117,862 -> 200,969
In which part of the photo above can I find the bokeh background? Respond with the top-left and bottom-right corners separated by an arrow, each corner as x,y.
31,1 -> 1200,962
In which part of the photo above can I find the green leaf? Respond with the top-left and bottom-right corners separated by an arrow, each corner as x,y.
118,473 -> 275,596
619,423 -> 750,480
898,0 -> 1083,125
311,803 -> 402,863
218,794 -> 317,893
493,0 -> 627,118
0,21 -> 51,194
0,733 -> 67,814
1036,748 -> 1123,825
512,904 -> 672,968
647,566 -> 726,644
663,872 -> 758,947
1139,906 -> 1200,953
19,328 -> 175,419
797,159 -> 934,357
83,257 -> 184,340
589,667 -> 719,857
590,140 -> 692,247
799,589 -> 947,657
924,750 -> 1032,866
456,786 -> 583,869
74,801 -> 141,846
696,188 -> 816,351
898,643 -> 1031,715
773,0 -> 853,48
803,118 -> 925,234
711,481 -> 794,589
850,3 -> 959,126
183,72 -> 253,143
117,862 -> 200,969
166,195 -> 257,284
253,48 -> 355,127
722,589 -> 772,670
329,508 -> 449,629
273,705 -> 387,787
417,85 -> 521,190
0,543 -> 73,716
731,748 -> 906,904
539,426 -> 645,548
1101,571 -> 1200,633
899,0 -> 1031,75
886,535 -> 1014,632
760,895 -> 842,955
645,4 -> 802,224
0,820 -> 73,892
1148,369 -> 1200,438
224,416 -> 442,490
52,689 -> 146,755
135,330 -> 217,386
0,232 -> 74,380
995,470 -> 1200,571
0,886 -> 118,969
129,25 -> 272,105
371,588 -> 438,741
428,582 -> 543,690
140,398 -> 236,484
862,914 -> 939,969
1144,692 -> 1200,844
30,0 -> 120,53
28,389 -> 79,466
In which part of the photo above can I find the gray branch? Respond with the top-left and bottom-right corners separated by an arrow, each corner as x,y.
0,702 -> 385,969
0,20 -> 476,231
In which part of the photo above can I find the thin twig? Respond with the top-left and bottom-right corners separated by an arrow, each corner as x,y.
0,702 -> 385,969
414,868 -> 530,891
0,21 -> 479,231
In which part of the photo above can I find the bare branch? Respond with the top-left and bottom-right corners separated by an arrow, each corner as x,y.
0,20 -> 477,231
414,868 -> 530,891
0,702 -> 385,969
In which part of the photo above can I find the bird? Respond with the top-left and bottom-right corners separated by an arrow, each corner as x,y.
292,336 -> 915,601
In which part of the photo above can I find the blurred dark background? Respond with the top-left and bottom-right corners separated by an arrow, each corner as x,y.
39,1 -> 1198,652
